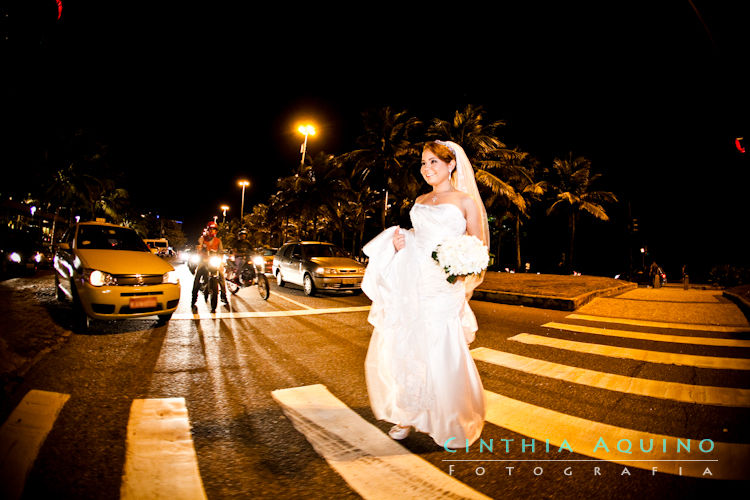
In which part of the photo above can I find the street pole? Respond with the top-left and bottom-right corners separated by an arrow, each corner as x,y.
238,180 -> 249,226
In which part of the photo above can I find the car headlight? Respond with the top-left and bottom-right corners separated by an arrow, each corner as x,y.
9,252 -> 22,263
163,270 -> 180,284
253,256 -> 265,267
34,252 -> 44,263
85,269 -> 116,287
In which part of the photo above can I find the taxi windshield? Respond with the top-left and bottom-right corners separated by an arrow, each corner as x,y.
77,226 -> 150,252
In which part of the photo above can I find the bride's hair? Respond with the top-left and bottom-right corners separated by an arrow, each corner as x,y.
423,141 -> 455,164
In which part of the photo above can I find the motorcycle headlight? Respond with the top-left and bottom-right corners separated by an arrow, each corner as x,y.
190,254 -> 202,264
85,269 -> 116,287
209,256 -> 222,268
9,252 -> 22,264
163,270 -> 179,284
253,256 -> 265,267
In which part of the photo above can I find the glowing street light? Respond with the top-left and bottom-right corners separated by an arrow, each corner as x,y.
297,124 -> 316,166
238,180 -> 250,224
220,205 -> 229,224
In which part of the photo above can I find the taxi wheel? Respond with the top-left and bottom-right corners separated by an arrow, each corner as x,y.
303,274 -> 316,296
55,274 -> 65,301
157,312 -> 173,324
71,287 -> 90,333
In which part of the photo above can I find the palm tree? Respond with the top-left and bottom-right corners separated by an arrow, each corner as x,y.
345,107 -> 423,228
547,153 -> 618,273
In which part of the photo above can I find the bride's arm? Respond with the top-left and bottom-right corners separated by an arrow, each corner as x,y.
462,196 -> 484,242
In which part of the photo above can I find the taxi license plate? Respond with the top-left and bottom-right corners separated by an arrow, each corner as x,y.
129,297 -> 158,309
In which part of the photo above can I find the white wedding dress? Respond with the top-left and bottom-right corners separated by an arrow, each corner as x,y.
362,203 -> 485,448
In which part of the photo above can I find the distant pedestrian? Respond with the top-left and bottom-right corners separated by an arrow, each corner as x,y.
649,260 -> 661,288
682,264 -> 689,290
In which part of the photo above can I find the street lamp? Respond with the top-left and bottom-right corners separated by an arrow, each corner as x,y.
220,205 -> 229,224
238,180 -> 250,224
297,124 -> 316,166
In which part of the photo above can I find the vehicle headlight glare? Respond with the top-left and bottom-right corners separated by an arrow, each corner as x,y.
209,256 -> 222,268
9,252 -> 22,263
190,254 -> 201,264
88,269 -> 114,287
163,271 -> 179,284
253,256 -> 265,267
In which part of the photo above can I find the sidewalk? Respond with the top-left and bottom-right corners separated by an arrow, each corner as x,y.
474,272 -> 637,311
474,272 -> 750,329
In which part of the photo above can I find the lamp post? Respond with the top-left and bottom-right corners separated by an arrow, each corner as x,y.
220,205 -> 229,224
238,180 -> 250,225
297,124 -> 316,166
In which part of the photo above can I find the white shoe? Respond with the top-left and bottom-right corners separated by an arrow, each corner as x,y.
388,424 -> 411,440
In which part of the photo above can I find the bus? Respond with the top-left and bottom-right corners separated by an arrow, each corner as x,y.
143,238 -> 171,256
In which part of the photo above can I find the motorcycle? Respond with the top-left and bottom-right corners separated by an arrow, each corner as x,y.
225,253 -> 270,300
195,251 -> 225,312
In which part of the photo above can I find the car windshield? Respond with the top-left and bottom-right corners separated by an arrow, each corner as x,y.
77,226 -> 150,252
303,244 -> 347,258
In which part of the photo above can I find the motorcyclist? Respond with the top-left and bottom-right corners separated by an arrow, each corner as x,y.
191,221 -> 229,309
229,229 -> 255,285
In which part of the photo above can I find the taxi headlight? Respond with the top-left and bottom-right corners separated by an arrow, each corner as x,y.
253,256 -> 265,267
163,270 -> 179,284
314,267 -> 338,276
85,269 -> 115,287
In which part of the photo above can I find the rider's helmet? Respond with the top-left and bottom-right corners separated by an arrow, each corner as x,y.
205,221 -> 218,238
238,229 -> 248,239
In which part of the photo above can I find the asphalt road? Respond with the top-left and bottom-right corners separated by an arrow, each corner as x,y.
3,264 -> 750,499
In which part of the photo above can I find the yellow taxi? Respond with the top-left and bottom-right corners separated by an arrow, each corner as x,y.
53,221 -> 180,331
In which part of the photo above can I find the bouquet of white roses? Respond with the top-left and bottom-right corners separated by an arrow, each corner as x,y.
432,234 -> 490,284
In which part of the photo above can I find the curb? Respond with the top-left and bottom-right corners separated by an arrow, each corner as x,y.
473,282 -> 637,311
723,290 -> 750,322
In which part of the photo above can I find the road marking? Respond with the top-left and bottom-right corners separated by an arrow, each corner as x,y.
0,390 -> 70,500
566,313 -> 750,333
471,347 -> 750,407
543,322 -> 750,348
508,333 -> 750,370
272,384 -> 490,500
483,390 -> 750,479
121,398 -> 206,500
172,305 -> 371,320
273,292 -> 314,309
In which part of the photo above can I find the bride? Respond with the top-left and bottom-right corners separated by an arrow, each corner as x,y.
362,140 -> 489,448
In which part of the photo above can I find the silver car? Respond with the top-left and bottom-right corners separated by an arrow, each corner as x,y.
273,241 -> 365,296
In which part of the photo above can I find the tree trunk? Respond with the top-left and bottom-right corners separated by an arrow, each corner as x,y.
515,216 -> 521,271
568,211 -> 576,273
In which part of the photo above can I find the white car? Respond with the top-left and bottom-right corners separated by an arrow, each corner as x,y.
54,221 -> 181,331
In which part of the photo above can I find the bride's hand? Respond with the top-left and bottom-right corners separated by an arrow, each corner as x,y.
392,227 -> 405,252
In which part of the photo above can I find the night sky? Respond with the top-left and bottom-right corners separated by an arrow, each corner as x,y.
3,1 -> 748,277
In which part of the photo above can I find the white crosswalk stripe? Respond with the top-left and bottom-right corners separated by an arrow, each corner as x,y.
0,390 -> 70,500
508,333 -> 750,370
471,347 -> 750,407
272,384 -> 491,500
121,398 -> 207,500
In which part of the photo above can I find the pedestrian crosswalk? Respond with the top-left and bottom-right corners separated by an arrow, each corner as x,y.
2,311 -> 749,498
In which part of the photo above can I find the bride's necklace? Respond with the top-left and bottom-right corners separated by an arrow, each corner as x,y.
431,189 -> 453,204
